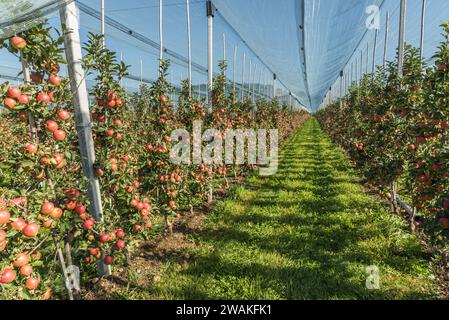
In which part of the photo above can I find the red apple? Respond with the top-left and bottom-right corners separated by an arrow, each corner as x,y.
11,36 -> 26,50
3,97 -> 16,110
439,217 -> 449,229
57,109 -> 70,121
25,144 -> 38,154
7,87 -> 21,99
0,268 -> 16,284
45,120 -> 59,132
0,210 -> 10,224
36,92 -> 50,104
13,253 -> 29,267
22,223 -> 40,237
443,200 -> 449,210
49,74 -> 61,86
41,201 -> 55,215
103,255 -> 114,265
20,265 -> 33,276
17,94 -> 30,105
83,218 -> 95,230
53,130 -> 66,141
26,277 -> 40,290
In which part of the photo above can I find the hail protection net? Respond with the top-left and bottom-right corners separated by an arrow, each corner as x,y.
1,0 -> 449,111
320,0 -> 449,110
0,0 -> 73,38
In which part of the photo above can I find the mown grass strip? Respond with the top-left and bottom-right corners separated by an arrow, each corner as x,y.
120,118 -> 439,300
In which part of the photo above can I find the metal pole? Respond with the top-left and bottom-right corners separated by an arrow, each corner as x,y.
372,29 -> 378,74
207,0 -> 214,112
273,74 -> 276,100
159,0 -> 164,63
101,0 -> 105,45
222,33 -> 226,60
248,59 -> 252,100
241,52 -> 245,101
140,59 -> 143,84
59,0 -> 106,274
233,45 -> 237,101
19,52 -> 37,141
366,43 -> 369,74
383,11 -> 389,70
186,0 -> 192,97
419,0 -> 426,62
398,0 -> 407,77
263,72 -> 270,100
222,33 -> 226,96
252,63 -> 257,103
339,70 -> 343,100
360,50 -> 363,79
350,62 -> 353,85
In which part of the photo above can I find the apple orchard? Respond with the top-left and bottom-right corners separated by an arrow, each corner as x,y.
0,24 -> 308,299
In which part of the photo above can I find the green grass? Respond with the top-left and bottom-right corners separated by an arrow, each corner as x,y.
120,118 -> 439,300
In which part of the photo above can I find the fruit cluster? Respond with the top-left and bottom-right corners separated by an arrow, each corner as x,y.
0,25 -> 309,299
316,21 -> 449,251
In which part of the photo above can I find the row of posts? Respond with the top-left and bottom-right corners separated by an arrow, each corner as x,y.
38,0 -> 302,285
325,0 -> 425,107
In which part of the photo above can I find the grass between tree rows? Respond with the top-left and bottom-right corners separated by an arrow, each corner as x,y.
116,118 -> 440,300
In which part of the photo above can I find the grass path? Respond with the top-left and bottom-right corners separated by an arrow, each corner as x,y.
128,118 -> 439,299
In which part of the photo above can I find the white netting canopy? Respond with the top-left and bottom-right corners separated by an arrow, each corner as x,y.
1,0 -> 448,110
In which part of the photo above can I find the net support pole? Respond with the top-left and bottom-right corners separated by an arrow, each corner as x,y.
60,1 -> 103,222
252,63 -> 257,104
248,59 -> 252,101
365,43 -> 369,74
19,53 -> 37,142
186,0 -> 192,97
59,1 -> 107,275
159,0 -> 164,64
350,63 -> 353,85
398,0 -> 407,77
372,29 -> 378,74
273,73 -> 276,102
207,0 -> 214,112
339,70 -> 343,107
419,0 -> 426,62
360,50 -> 363,80
241,52 -> 245,101
222,33 -> 226,60
383,11 -> 389,71
233,45 -> 237,102
140,59 -> 143,84
101,0 -> 105,45
222,33 -> 226,95
289,92 -> 292,111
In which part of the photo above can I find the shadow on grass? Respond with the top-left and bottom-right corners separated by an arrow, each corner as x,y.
143,119 -> 437,300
